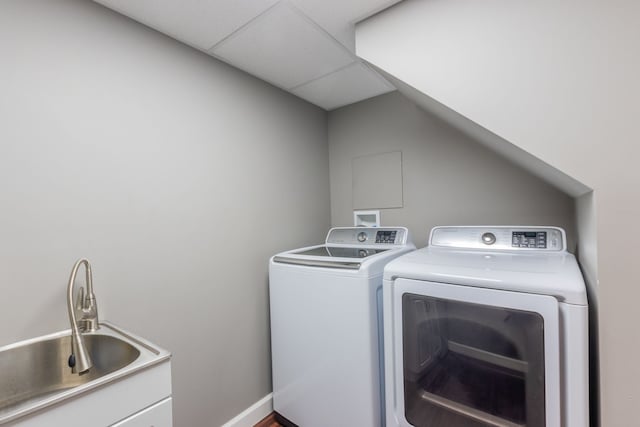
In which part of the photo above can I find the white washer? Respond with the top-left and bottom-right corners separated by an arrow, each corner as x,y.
270,227 -> 415,427
383,226 -> 588,427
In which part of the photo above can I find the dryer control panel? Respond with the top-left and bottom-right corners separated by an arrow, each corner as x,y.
430,226 -> 566,251
512,231 -> 548,249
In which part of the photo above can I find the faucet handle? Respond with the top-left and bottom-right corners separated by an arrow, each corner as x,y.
75,287 -> 85,311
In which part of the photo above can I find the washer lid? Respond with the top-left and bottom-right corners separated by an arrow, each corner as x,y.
273,245 -> 389,270
384,246 -> 588,305
273,245 -> 402,270
289,246 -> 389,259
272,226 -> 414,271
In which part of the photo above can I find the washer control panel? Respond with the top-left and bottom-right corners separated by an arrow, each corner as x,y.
430,226 -> 566,251
326,227 -> 408,246
375,230 -> 397,243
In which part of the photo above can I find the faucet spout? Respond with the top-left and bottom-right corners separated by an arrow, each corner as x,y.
66,258 -> 99,374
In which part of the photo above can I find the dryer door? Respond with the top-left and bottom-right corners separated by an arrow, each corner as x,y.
390,279 -> 560,427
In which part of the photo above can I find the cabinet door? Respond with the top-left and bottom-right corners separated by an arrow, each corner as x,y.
110,398 -> 172,427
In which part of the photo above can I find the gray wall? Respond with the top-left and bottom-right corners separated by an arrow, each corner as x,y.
329,92 -> 575,248
0,1 -> 329,425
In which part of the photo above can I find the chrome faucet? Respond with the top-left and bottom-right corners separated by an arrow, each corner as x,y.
66,258 -> 100,374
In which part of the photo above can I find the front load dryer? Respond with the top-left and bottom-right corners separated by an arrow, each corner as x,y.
383,226 -> 588,427
269,227 -> 415,427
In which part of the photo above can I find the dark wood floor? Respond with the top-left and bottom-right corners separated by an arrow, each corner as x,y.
254,412 -> 282,427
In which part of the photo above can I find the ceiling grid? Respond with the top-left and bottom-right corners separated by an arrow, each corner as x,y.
93,0 -> 403,110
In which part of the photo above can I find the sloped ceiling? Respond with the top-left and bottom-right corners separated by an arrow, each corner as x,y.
93,0 -> 402,110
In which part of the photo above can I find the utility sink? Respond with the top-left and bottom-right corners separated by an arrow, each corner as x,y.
0,322 -> 171,425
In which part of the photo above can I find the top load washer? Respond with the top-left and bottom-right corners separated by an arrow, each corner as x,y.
269,227 -> 415,427
382,226 -> 588,427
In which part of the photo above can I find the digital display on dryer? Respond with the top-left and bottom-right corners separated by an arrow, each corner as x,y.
512,231 -> 547,248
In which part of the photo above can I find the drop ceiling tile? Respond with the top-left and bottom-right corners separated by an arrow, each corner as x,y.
209,2 -> 355,90
292,62 -> 395,110
94,0 -> 279,50
291,0 -> 404,49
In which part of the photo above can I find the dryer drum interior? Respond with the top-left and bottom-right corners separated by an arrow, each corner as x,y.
402,293 -> 546,427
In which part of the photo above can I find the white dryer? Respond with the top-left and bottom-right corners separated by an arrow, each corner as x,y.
383,226 -> 588,427
269,227 -> 415,427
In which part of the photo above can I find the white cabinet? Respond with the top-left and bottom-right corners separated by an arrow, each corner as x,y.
111,398 -> 172,427
7,361 -> 172,427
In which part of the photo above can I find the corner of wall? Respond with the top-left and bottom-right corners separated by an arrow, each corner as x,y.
575,190 -> 600,427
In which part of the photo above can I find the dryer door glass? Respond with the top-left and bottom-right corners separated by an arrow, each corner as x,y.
402,293 -> 545,427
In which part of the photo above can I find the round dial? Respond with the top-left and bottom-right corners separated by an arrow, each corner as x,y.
481,232 -> 496,245
357,232 -> 368,242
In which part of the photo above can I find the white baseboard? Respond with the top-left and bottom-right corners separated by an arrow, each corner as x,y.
220,393 -> 273,427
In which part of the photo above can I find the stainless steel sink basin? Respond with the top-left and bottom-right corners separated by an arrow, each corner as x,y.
0,322 -> 170,424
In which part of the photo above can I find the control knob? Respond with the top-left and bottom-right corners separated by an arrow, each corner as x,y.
357,232 -> 368,242
481,232 -> 496,245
